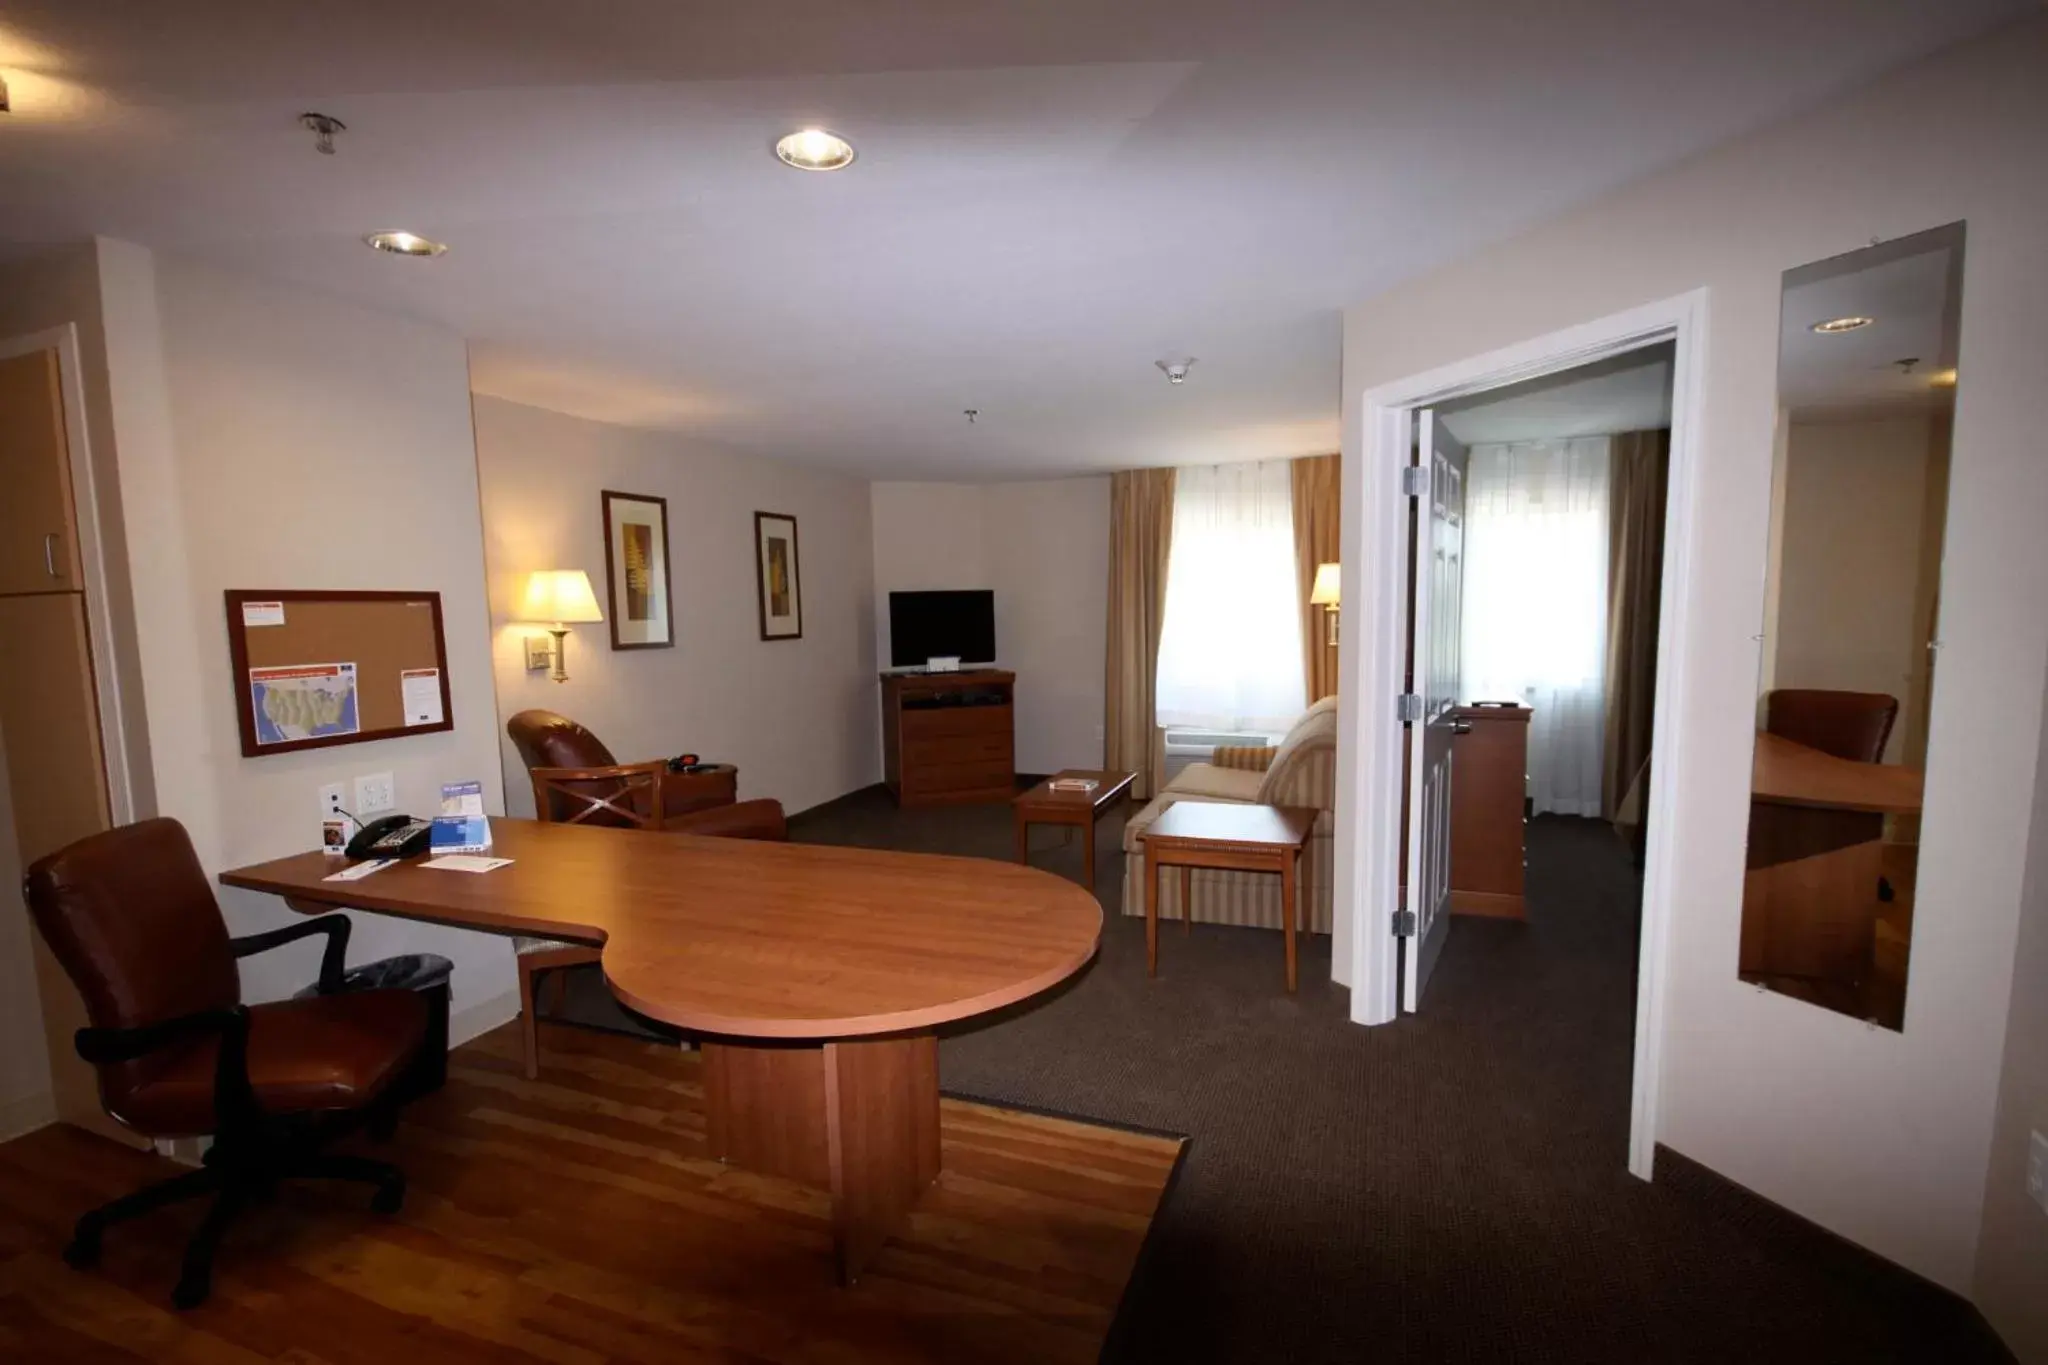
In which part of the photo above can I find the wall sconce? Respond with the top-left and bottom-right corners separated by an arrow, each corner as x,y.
520,570 -> 604,683
1309,562 -> 1341,646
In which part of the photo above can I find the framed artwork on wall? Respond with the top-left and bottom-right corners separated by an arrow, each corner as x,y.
601,490 -> 674,650
753,511 -> 803,641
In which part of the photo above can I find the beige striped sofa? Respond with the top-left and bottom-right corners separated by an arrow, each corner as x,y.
1121,695 -> 1338,933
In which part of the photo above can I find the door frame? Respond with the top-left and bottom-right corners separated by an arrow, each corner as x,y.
1338,289 -> 1708,1179
0,324 -> 137,825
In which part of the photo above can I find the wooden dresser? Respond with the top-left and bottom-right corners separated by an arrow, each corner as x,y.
1449,703 -> 1530,918
880,670 -> 1016,807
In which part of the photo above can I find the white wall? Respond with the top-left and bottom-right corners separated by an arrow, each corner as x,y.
103,247 -> 518,1027
474,398 -> 878,817
1341,18 -> 2048,1293
1771,414 -> 1940,763
870,478 -> 1109,774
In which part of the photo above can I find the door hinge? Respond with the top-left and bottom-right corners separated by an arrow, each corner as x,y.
1400,465 -> 1429,497
1397,692 -> 1424,723
1392,909 -> 1417,937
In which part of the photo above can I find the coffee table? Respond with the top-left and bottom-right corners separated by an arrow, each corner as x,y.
1012,769 -> 1137,889
1140,800 -> 1319,991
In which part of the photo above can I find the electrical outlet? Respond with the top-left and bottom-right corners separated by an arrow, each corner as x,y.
2029,1131 -> 2047,1214
318,782 -> 346,820
355,772 -> 397,816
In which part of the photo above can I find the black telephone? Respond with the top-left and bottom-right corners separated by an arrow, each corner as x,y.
344,814 -> 433,861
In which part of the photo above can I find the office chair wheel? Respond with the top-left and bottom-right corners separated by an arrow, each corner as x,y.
171,1267 -> 211,1310
370,1174 -> 406,1215
62,1226 -> 102,1270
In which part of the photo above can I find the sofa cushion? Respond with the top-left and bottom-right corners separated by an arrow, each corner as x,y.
1162,762 -> 1266,804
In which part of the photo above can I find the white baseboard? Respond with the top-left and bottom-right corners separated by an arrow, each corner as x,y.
450,988 -> 520,1049
0,1091 -> 56,1144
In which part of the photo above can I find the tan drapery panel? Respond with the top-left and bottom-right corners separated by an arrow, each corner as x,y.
1602,429 -> 1671,820
1291,454 -> 1342,703
1105,468 -> 1177,798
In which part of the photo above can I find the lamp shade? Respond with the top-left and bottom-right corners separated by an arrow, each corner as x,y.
1309,562 -> 1341,606
521,569 -> 604,624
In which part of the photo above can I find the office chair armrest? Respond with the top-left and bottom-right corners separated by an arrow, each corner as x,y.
76,1005 -> 261,1129
230,913 -> 352,994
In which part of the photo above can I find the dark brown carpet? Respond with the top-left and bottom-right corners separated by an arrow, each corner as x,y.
546,792 -> 2010,1365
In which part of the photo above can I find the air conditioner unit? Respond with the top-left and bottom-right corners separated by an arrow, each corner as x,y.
1162,728 -> 1275,783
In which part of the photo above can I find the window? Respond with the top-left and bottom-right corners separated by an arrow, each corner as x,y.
1155,460 -> 1306,733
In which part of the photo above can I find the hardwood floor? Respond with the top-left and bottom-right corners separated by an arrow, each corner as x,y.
0,1021 -> 1185,1364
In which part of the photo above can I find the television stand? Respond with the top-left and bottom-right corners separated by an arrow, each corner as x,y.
880,669 -> 1016,807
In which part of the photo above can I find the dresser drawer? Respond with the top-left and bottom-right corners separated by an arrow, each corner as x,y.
901,705 -> 1012,740
905,759 -> 1013,797
904,733 -> 1011,768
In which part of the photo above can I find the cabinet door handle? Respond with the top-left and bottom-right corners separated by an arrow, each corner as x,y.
44,532 -> 60,578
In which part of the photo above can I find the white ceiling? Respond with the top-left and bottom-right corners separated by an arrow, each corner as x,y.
1777,228 -> 1962,417
0,2 -> 2022,479
1439,345 -> 1674,445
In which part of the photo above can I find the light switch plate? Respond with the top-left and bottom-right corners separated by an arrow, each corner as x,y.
2029,1131 -> 2047,1214
355,772 -> 397,816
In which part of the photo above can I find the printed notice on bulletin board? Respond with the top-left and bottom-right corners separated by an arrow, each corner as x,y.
401,667 -> 444,726
250,662 -> 360,746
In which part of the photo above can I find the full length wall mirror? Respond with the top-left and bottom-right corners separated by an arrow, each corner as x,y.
1740,221 -> 1964,1032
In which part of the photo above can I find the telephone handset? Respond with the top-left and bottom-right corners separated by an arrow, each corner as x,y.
344,814 -> 433,861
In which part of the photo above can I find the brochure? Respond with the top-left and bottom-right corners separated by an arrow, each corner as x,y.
430,779 -> 493,854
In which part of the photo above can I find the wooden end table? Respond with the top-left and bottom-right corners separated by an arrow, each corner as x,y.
1013,769 -> 1136,889
1141,801 -> 1319,991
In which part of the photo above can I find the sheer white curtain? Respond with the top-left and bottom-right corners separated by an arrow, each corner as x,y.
1155,460 -> 1307,733
1460,438 -> 1611,816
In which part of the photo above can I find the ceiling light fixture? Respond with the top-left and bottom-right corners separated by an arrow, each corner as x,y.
1156,358 -> 1196,385
775,128 -> 856,171
1810,315 -> 1873,334
364,230 -> 448,258
1931,368 -> 1959,388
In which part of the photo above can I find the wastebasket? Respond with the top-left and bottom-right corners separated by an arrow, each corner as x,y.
296,953 -> 454,1105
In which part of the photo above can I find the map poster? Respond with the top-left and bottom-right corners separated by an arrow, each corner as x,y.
250,662 -> 360,746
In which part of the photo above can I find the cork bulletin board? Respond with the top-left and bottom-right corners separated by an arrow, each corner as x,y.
224,590 -> 454,758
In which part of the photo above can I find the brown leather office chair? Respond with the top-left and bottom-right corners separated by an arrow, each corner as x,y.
1765,689 -> 1900,763
504,709 -> 788,1078
22,818 -> 426,1309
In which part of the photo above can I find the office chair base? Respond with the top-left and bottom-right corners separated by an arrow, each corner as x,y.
63,1134 -> 408,1309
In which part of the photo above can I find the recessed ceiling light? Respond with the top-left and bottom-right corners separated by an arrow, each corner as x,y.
775,128 -> 856,172
1810,315 -> 1873,334
364,230 -> 447,258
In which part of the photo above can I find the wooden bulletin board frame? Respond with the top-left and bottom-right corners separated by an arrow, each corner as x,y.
224,589 -> 455,758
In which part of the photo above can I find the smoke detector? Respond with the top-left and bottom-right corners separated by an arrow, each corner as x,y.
1156,358 -> 1196,385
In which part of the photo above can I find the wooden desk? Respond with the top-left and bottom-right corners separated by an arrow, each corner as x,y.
1742,733 -> 1924,986
1140,802 -> 1318,991
1012,769 -> 1135,888
221,818 -> 1100,1284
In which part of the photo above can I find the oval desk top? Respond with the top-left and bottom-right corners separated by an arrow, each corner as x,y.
1751,731 -> 1924,815
221,819 -> 1103,1040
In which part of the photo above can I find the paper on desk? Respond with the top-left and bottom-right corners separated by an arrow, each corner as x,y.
323,859 -> 396,882
421,854 -> 513,874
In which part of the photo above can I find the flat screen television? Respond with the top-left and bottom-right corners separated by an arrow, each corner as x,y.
889,590 -> 996,668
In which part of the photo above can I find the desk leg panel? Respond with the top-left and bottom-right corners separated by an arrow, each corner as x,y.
825,1034 -> 941,1285
701,1041 -> 832,1188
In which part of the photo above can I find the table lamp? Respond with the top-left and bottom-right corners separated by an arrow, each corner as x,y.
1309,562 -> 1341,645
521,570 -> 604,683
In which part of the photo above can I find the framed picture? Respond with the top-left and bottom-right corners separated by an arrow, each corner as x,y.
753,511 -> 803,641
601,490 -> 674,650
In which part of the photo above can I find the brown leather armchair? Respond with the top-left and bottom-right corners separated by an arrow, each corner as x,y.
1765,689 -> 1900,763
503,709 -> 788,1078
22,818 -> 425,1309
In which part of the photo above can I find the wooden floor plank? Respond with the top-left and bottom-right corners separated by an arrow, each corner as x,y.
0,1021 -> 1182,1365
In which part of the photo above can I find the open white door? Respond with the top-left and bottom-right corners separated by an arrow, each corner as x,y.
1401,410 -> 1467,1011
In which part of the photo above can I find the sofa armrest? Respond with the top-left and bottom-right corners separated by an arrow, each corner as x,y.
1211,745 -> 1277,772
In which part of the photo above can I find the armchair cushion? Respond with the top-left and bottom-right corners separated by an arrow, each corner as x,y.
1256,694 -> 1339,808
1210,744 -> 1277,772
108,990 -> 425,1138
1157,763 -> 1266,804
